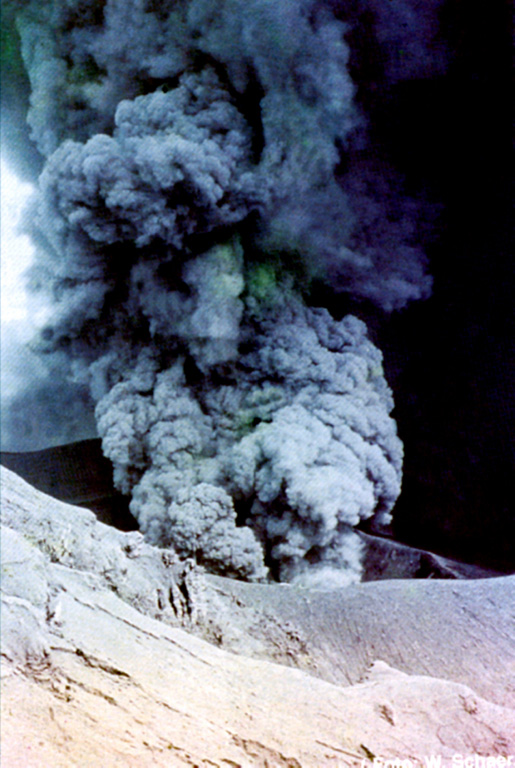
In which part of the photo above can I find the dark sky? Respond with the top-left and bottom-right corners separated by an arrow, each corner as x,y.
371,0 -> 514,569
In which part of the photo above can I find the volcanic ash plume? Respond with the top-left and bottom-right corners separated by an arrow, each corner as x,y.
95,271 -> 402,584
7,0 -> 440,584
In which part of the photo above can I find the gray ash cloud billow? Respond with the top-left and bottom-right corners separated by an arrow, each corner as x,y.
5,0 -> 445,584
95,280 -> 402,584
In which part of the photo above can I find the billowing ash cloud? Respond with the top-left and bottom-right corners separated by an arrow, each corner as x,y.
95,272 -> 402,583
5,0 -> 444,584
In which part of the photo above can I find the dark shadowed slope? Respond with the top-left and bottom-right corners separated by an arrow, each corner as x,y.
0,439 -> 137,531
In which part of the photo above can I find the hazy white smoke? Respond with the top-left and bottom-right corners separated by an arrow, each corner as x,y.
1,160 -> 97,450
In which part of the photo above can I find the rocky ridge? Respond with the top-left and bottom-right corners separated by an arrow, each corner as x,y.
2,465 -> 515,766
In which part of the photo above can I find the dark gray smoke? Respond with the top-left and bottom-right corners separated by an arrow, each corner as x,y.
3,0 -> 446,585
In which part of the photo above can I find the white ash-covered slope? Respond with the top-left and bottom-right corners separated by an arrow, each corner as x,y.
2,467 -> 515,767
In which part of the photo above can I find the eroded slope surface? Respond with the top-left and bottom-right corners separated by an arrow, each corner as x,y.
2,467 -> 515,766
